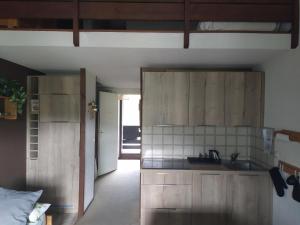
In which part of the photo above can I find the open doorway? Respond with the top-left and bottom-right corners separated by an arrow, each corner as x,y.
119,94 -> 141,160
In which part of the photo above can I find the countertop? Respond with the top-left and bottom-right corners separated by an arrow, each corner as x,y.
141,158 -> 268,171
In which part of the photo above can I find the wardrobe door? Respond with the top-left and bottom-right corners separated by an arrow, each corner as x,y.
39,76 -> 80,94
37,123 -> 80,213
205,72 -> 225,125
39,95 -> 80,122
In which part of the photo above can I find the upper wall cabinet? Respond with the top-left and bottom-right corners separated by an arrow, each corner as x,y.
39,76 -> 80,94
244,72 -> 264,127
225,72 -> 245,126
204,72 -> 225,126
142,71 -> 189,126
142,70 -> 264,127
189,72 -> 206,126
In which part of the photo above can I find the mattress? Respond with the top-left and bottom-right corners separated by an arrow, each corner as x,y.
27,214 -> 46,225
196,22 -> 292,32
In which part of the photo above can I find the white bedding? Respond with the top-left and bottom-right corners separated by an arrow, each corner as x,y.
197,22 -> 291,32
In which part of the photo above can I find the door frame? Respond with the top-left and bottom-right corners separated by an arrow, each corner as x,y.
118,99 -> 141,160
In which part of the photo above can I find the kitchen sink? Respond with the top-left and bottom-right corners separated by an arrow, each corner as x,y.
224,160 -> 267,171
187,157 -> 221,164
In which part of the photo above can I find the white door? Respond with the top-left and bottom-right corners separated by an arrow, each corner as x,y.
98,91 -> 119,176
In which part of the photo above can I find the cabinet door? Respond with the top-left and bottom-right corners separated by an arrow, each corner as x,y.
169,209 -> 192,225
34,123 -> 80,213
142,72 -> 189,126
205,72 -> 225,125
225,72 -> 245,126
163,185 -> 192,209
141,185 -> 164,208
39,76 -> 80,94
244,72 -> 263,127
192,173 -> 228,225
141,209 -> 169,225
230,174 -> 259,225
189,72 -> 206,126
40,95 -> 80,122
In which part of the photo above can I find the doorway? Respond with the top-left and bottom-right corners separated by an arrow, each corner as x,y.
119,94 -> 141,160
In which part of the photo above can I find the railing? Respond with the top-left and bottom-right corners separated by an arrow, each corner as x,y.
0,0 -> 298,48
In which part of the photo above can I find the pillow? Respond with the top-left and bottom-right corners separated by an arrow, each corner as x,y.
28,203 -> 51,223
0,187 -> 43,225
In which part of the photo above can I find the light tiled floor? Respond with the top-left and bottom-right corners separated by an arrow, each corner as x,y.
76,160 -> 140,225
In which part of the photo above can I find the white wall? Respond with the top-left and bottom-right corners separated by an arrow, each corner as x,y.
260,39 -> 300,225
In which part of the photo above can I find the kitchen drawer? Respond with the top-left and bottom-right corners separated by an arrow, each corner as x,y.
141,185 -> 192,209
142,171 -> 192,185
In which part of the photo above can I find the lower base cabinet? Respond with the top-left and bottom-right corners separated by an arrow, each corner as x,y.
141,170 -> 272,225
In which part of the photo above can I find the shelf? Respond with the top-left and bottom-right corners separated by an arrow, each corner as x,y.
274,129 -> 300,143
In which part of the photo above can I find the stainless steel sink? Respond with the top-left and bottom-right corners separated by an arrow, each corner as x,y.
223,160 -> 267,171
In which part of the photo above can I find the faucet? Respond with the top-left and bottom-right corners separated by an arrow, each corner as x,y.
230,152 -> 239,162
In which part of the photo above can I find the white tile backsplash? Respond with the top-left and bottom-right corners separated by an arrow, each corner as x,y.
141,126 -> 274,162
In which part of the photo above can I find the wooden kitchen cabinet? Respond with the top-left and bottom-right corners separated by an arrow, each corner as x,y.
192,172 -> 228,225
39,94 -> 80,122
142,70 -> 263,127
204,72 -> 225,125
141,170 -> 193,225
244,72 -> 264,127
142,71 -> 189,126
189,72 -> 206,126
27,123 -> 80,213
227,173 -> 272,225
225,72 -> 245,126
141,170 -> 272,225
39,75 -> 80,94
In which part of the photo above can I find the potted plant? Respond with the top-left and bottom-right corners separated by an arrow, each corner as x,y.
0,77 -> 27,115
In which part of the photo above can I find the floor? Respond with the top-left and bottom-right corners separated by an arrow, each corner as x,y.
76,160 -> 140,225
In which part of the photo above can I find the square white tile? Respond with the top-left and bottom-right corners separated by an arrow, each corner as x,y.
195,126 -> 205,135
195,135 -> 204,145
216,127 -> 226,135
163,127 -> 173,135
226,136 -> 236,146
237,136 -> 247,146
184,127 -> 194,134
184,135 -> 194,145
174,135 -> 184,145
237,127 -> 248,135
226,127 -> 236,135
205,126 -> 216,135
153,127 -> 163,134
205,135 -> 215,145
173,145 -> 183,156
142,135 -> 152,145
153,135 -> 162,144
142,127 -> 152,135
184,146 -> 194,156
173,127 -> 184,134
163,135 -> 173,145
216,136 -> 226,146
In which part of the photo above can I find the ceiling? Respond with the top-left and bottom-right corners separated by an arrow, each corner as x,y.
0,46 -> 288,89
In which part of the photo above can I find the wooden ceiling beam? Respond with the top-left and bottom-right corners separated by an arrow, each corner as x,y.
0,1 -> 73,19
79,2 -> 184,20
